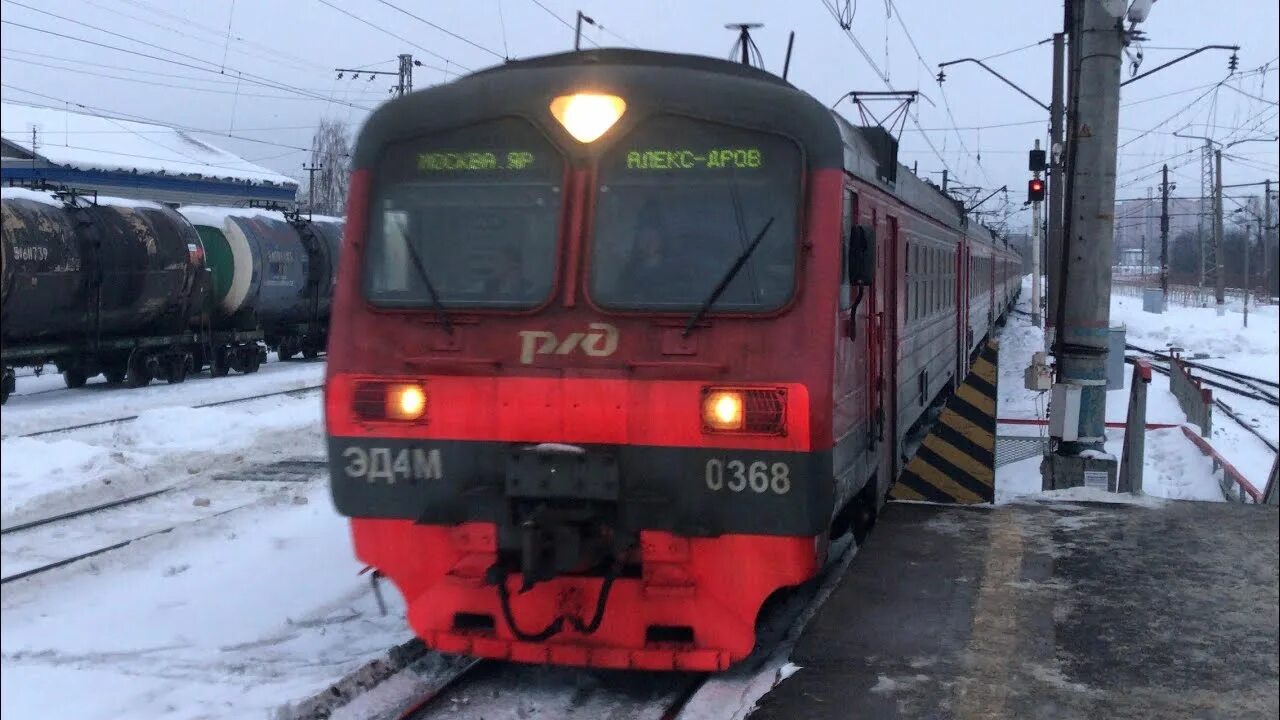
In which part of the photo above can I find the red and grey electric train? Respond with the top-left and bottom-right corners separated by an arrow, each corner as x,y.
325,49 -> 1019,672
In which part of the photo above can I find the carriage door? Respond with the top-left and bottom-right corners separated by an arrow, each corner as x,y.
883,215 -> 901,479
956,240 -> 969,380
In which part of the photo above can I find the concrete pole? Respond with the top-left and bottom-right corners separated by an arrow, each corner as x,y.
1245,217 -> 1255,327
1046,32 -> 1066,349
1046,0 -> 1124,486
1144,186 -> 1153,277
1160,164 -> 1170,307
1215,149 -> 1225,314
1032,140 -> 1043,327
1259,180 -> 1269,301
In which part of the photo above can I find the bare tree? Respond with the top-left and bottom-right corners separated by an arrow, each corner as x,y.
306,117 -> 352,216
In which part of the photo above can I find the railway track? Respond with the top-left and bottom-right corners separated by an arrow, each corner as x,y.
293,537 -> 858,720
1127,343 -> 1279,394
0,502 -> 253,585
0,487 -> 173,535
1129,355 -> 1280,407
0,458 -> 327,585
15,384 -> 324,438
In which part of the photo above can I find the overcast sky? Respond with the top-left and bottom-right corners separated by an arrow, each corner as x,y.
2,0 -> 1276,230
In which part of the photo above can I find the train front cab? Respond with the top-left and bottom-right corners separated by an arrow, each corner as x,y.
324,52 -> 864,671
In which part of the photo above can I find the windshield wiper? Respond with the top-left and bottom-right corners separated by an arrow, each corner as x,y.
402,235 -> 454,335
682,216 -> 775,337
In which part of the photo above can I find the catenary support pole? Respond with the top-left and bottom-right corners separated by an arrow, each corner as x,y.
1215,148 -> 1225,314
1046,32 -> 1066,349
1044,0 -> 1125,490
1160,164 -> 1170,307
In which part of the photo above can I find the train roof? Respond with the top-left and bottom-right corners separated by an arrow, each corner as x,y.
353,48 -> 842,171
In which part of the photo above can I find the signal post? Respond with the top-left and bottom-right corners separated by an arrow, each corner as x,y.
1028,142 -> 1046,327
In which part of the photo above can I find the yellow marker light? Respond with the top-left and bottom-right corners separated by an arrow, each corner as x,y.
549,93 -> 626,143
386,383 -> 427,421
702,390 -> 744,432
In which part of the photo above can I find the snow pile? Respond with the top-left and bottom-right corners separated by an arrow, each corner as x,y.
1,389 -> 322,527
1115,293 -> 1279,383
0,437 -> 130,517
1,101 -> 296,187
2,186 -> 164,210
0,186 -> 62,206
118,402 -> 320,454
178,204 -> 290,225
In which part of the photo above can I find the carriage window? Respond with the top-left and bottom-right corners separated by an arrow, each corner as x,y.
365,118 -> 562,308
589,116 -> 801,311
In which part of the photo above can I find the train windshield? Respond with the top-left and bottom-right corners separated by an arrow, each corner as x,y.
589,117 -> 801,312
364,119 -> 562,309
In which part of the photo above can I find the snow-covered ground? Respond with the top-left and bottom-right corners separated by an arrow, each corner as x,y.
996,275 -> 1279,503
1,360 -> 415,720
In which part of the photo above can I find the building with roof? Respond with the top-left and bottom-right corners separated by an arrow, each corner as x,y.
1,102 -> 298,207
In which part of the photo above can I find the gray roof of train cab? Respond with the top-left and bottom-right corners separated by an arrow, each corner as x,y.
352,49 -> 844,171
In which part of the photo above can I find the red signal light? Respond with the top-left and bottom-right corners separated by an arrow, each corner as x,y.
1027,178 -> 1045,202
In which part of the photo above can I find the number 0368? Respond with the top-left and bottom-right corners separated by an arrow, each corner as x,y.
704,459 -> 791,495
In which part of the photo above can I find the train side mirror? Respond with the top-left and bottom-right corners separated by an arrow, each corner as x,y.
848,224 -> 876,286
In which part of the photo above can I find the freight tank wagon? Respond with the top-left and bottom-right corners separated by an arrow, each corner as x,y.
1,188 -> 235,401
178,207 -> 343,361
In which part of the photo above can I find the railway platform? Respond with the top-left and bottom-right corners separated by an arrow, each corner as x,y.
750,500 -> 1278,720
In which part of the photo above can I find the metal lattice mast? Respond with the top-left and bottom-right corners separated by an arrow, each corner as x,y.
1199,140 -> 1215,300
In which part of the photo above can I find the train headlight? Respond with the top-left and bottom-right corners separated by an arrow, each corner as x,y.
387,383 -> 427,421
701,387 -> 789,435
550,93 -> 626,143
702,390 -> 744,432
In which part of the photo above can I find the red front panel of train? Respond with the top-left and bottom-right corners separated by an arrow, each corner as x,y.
325,67 -> 851,670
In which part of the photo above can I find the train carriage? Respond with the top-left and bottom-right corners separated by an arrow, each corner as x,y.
326,49 -> 1018,671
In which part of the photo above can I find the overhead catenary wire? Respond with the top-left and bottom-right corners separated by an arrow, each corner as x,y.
373,0 -> 506,60
76,0 -> 321,74
2,84 -> 316,155
313,0 -> 465,72
0,47 -> 391,96
0,54 -> 387,102
884,0 -> 994,188
527,0 -> 598,48
818,0 -> 961,187
114,0 -> 331,72
0,18 -> 375,110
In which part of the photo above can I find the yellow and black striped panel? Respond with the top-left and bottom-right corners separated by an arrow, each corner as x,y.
891,339 -> 998,504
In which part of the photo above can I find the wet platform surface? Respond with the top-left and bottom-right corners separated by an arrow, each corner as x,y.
751,500 -> 1279,720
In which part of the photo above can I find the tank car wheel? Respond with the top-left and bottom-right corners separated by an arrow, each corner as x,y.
302,345 -> 319,360
126,353 -> 153,388
244,348 -> 263,374
210,348 -> 230,378
1,369 -> 14,405
62,368 -> 88,389
166,356 -> 188,384
278,338 -> 297,361
104,362 -> 128,385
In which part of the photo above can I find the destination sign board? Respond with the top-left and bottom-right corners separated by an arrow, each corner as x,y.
621,147 -> 764,171
417,150 -> 538,173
